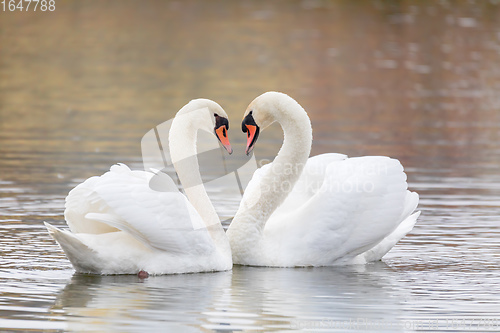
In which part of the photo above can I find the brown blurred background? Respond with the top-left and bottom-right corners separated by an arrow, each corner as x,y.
1,0 -> 500,192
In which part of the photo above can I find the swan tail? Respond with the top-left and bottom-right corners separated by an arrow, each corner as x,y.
354,189 -> 420,263
360,210 -> 420,263
44,222 -> 102,273
399,190 -> 419,222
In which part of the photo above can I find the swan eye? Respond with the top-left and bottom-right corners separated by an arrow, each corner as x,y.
214,114 -> 229,131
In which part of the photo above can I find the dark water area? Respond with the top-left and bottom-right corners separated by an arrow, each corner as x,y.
1,0 -> 500,331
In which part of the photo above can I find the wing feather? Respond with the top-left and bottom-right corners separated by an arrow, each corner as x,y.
64,164 -> 215,255
264,155 -> 417,265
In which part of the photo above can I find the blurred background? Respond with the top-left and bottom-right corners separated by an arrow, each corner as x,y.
2,0 -> 500,331
2,0 -> 500,185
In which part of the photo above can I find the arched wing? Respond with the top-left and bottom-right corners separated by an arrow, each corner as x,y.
265,156 -> 417,265
65,164 -> 215,255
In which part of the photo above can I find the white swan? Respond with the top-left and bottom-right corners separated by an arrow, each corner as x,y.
227,92 -> 420,266
45,99 -> 233,275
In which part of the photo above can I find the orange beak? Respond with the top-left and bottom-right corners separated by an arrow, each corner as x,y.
245,125 -> 257,155
215,126 -> 233,154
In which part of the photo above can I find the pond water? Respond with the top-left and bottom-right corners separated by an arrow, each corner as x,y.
1,0 -> 500,331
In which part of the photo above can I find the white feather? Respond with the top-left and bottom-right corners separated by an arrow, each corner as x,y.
227,92 -> 420,266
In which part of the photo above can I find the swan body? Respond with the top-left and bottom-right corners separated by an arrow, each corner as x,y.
45,99 -> 233,275
227,92 -> 420,267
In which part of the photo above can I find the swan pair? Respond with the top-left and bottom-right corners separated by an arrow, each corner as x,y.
45,92 -> 419,275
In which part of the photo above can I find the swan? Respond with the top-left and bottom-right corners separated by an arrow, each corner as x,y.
45,99 -> 233,275
226,91 -> 420,266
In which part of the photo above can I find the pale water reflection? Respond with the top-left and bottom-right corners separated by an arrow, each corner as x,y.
52,265 -> 411,332
2,261 -> 499,331
2,0 -> 500,331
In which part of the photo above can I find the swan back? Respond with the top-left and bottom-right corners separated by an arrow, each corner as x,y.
65,164 -> 214,254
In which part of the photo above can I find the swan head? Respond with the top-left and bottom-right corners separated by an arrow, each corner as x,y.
179,99 -> 233,154
242,91 -> 294,155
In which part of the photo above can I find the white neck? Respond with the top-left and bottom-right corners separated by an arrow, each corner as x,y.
168,102 -> 226,234
228,95 -> 312,243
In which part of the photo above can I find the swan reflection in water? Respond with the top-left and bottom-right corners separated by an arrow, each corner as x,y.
51,264 -> 409,332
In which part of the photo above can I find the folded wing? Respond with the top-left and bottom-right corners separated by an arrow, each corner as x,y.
265,155 -> 418,265
64,164 -> 215,255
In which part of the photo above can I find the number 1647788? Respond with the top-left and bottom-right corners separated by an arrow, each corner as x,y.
1,0 -> 55,11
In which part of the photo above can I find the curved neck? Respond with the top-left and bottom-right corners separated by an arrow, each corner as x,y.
169,108 -> 221,229
230,101 -> 312,235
